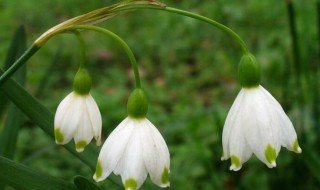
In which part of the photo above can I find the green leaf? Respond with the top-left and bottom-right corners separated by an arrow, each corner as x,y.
0,155 -> 76,190
0,25 -> 27,190
0,25 -> 27,159
0,104 -> 24,159
73,176 -> 102,190
0,25 -> 26,116
0,68 -> 122,187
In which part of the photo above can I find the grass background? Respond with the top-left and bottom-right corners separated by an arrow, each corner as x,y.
0,0 -> 319,189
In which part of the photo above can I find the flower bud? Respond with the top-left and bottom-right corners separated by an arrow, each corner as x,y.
238,53 -> 261,87
127,88 -> 149,118
73,68 -> 92,95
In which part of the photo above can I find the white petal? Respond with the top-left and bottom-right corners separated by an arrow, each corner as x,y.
222,89 -> 246,160
54,92 -> 74,128
228,113 -> 252,171
73,98 -> 94,152
94,117 -> 134,182
115,119 -> 148,189
242,87 -> 280,168
260,86 -> 300,152
86,94 -> 102,145
140,119 -> 170,187
54,92 -> 83,144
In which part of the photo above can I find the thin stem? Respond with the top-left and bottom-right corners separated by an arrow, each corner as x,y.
286,0 -> 304,130
72,31 -> 86,68
69,25 -> 142,88
286,0 -> 301,76
314,0 -> 320,132
0,3 -> 249,87
0,44 -> 40,86
111,5 -> 250,54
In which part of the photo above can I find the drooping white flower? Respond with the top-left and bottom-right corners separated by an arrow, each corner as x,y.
93,117 -> 170,190
54,91 -> 102,152
221,85 -> 302,171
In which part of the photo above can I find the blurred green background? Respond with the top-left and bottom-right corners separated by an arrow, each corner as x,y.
0,0 -> 319,189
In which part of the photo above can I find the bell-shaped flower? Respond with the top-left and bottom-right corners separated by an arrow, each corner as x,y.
93,89 -> 170,190
54,68 -> 102,152
221,54 -> 301,171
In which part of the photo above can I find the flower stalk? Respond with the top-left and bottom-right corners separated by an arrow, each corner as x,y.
69,25 -> 142,88
0,0 -> 249,87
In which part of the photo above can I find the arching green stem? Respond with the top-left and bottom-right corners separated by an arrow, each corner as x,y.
111,5 -> 250,54
0,44 -> 40,86
69,25 -> 141,88
72,31 -> 86,68
0,3 -> 249,86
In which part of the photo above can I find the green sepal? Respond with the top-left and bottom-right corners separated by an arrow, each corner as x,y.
127,88 -> 149,118
73,67 -> 92,95
238,53 -> 261,88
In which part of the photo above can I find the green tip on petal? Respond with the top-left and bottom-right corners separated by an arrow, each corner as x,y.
54,129 -> 64,144
265,144 -> 277,167
161,167 -> 170,186
127,88 -> 149,118
125,178 -> 137,190
94,161 -> 103,179
76,140 -> 87,152
231,155 -> 240,167
293,139 -> 302,153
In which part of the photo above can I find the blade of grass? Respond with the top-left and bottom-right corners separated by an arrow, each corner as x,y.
0,26 -> 26,116
0,105 -> 24,158
0,68 -> 122,186
0,155 -> 76,190
286,0 -> 305,137
0,26 -> 27,190
314,0 -> 320,132
0,25 -> 27,158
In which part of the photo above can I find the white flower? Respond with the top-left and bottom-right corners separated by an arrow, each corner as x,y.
221,85 -> 302,171
93,117 -> 170,190
54,92 -> 102,152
